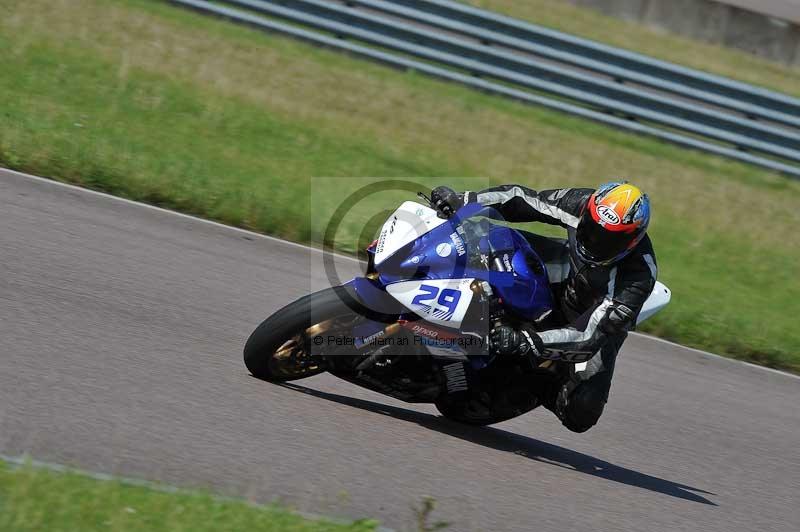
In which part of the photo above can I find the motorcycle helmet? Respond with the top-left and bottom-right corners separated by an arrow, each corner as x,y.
576,181 -> 650,265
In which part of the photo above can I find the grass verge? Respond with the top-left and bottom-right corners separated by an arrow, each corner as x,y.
465,0 -> 800,97
1,0 -> 798,372
0,459 -> 377,532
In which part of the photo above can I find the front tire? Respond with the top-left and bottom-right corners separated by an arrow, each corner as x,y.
244,286 -> 358,382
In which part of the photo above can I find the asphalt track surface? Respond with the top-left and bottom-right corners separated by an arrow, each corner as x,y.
1,168 -> 798,532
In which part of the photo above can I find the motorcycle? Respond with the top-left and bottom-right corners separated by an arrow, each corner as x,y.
244,195 -> 671,425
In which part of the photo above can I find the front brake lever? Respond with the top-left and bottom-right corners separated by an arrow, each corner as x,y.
417,191 -> 433,205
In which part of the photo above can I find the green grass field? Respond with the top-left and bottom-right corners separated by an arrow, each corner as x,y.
1,0 -> 799,372
0,460 -> 377,532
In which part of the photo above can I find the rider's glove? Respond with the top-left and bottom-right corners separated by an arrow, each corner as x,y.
598,302 -> 635,335
430,186 -> 464,219
490,325 -> 543,357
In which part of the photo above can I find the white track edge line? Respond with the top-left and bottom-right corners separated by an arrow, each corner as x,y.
0,167 -> 361,263
630,332 -> 799,380
2,167 -> 797,380
0,453 -> 395,532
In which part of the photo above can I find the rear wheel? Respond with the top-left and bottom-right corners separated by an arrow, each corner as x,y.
434,373 -> 543,425
244,286 -> 361,382
434,399 -> 517,426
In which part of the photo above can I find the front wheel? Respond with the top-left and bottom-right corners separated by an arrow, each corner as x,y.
244,286 -> 360,382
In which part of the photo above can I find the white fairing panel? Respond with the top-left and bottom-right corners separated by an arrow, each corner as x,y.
576,283 -> 670,372
636,281 -> 671,325
374,201 -> 446,266
386,278 -> 475,329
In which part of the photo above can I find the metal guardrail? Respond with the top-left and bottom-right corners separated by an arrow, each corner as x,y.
390,0 -> 800,119
169,0 -> 800,178
354,0 -> 800,128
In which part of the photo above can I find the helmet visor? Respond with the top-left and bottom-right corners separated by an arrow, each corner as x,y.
576,210 -> 634,263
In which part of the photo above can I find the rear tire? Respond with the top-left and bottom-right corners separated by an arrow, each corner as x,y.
435,381 -> 541,426
244,286 -> 358,382
434,400 -> 514,426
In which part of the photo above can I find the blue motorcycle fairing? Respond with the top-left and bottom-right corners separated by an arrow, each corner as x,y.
350,203 -> 554,322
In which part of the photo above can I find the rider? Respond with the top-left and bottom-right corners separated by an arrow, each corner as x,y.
430,183 -> 656,433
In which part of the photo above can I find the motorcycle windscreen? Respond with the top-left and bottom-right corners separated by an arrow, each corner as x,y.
374,202 -> 447,266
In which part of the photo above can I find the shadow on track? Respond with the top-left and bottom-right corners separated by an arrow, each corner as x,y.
281,382 -> 717,506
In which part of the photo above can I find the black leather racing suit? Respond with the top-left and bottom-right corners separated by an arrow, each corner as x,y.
465,185 -> 658,432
